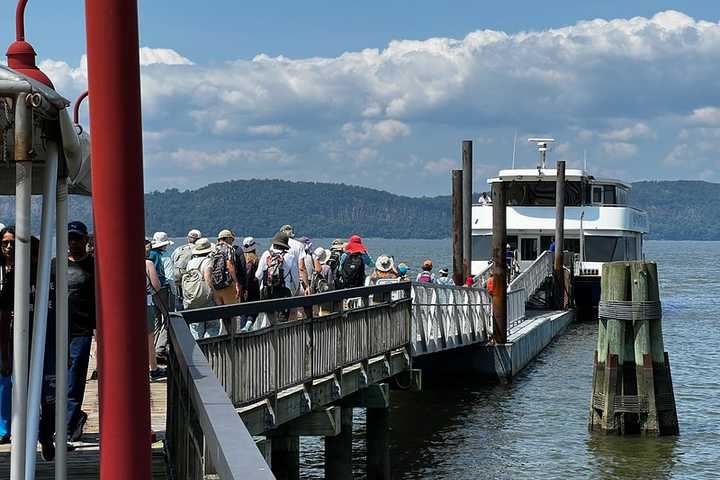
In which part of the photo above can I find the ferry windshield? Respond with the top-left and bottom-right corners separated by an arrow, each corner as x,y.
585,236 -> 638,262
506,181 -> 584,206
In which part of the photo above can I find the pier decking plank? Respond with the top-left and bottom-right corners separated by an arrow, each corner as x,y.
0,343 -> 169,479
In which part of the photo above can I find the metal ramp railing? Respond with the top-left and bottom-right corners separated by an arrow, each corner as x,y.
508,250 -> 553,305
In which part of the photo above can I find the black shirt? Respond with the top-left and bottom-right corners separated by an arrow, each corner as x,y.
51,255 -> 96,337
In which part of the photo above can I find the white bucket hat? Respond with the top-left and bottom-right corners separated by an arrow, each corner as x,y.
192,237 -> 213,255
375,255 -> 394,273
243,236 -> 257,253
151,231 -> 174,249
187,229 -> 201,240
314,247 -> 329,264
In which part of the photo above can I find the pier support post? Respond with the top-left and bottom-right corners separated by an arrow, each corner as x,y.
269,432 -> 300,480
491,181 -> 507,344
366,406 -> 391,480
324,407 -> 353,480
589,261 -> 679,435
553,160 -> 566,309
462,140 -> 473,280
452,169 -> 464,285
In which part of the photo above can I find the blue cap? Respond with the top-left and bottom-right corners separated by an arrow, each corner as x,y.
68,221 -> 88,236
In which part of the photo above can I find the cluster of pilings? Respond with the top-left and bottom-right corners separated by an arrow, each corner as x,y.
267,384 -> 392,480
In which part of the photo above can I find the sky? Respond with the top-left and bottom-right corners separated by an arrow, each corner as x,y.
2,1 -> 720,196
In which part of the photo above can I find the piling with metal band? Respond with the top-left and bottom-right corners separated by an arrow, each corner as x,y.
84,1 -> 152,477
452,169 -> 464,285
588,261 -> 679,435
491,181 -> 507,344
553,160 -> 566,309
462,140 -> 473,279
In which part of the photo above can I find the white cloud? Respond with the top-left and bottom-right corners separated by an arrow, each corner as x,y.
169,147 -> 295,171
687,107 -> 720,126
341,120 -> 411,145
139,47 -> 194,66
601,142 -> 638,159
598,123 -> 655,141
423,157 -> 456,175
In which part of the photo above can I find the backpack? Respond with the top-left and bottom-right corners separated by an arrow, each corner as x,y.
182,257 -> 212,309
341,253 -> 365,288
418,271 -> 433,283
172,245 -> 194,284
264,250 -> 287,289
310,270 -> 330,294
211,243 -> 234,290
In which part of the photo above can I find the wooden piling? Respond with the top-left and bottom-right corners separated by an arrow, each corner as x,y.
324,407 -> 353,480
553,160 -> 566,309
589,261 -> 678,436
491,181 -> 507,344
366,407 -> 391,480
269,434 -> 300,480
452,169 -> 464,285
462,140 -> 473,280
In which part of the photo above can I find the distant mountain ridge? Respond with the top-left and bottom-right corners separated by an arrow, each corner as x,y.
0,179 -> 718,240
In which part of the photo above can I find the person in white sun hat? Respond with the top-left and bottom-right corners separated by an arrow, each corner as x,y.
148,232 -> 174,361
171,228 -> 202,310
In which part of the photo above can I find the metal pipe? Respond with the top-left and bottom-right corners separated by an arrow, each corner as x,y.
462,140 -> 473,278
16,0 -> 28,41
554,161 -> 566,309
26,92 -> 57,120
0,79 -> 33,95
84,1 -> 152,478
452,169 -> 464,286
73,90 -> 89,125
491,181 -> 507,344
55,173 -> 69,480
25,141 -> 57,478
10,93 -> 31,480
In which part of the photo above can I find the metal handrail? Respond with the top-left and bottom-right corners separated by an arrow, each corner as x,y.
507,288 -> 527,329
508,250 -> 552,304
166,315 -> 274,479
473,263 -> 494,288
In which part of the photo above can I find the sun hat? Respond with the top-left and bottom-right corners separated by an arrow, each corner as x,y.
243,236 -> 257,253
331,238 -> 345,251
398,262 -> 409,275
0,223 -> 5,231
375,255 -> 395,273
192,237 -> 214,255
151,231 -> 174,249
280,224 -> 295,238
422,259 -> 433,271
217,229 -> 235,240
314,247 -> 329,264
344,235 -> 367,254
271,232 -> 290,250
187,229 -> 201,240
439,267 -> 449,275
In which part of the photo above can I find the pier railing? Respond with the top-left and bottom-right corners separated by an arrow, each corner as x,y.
507,287 -> 527,330
180,283 -> 412,407
508,250 -> 552,305
410,282 -> 492,356
166,315 -> 274,479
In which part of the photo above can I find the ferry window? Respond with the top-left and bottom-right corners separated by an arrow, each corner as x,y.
603,185 -> 616,205
563,238 -> 580,255
585,236 -> 625,262
521,238 -> 538,261
540,235 -> 553,252
472,235 -> 492,261
616,187 -> 628,205
506,181 -> 584,206
625,236 -> 637,260
592,186 -> 603,204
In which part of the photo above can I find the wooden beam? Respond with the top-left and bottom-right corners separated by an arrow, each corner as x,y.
342,384 -> 389,409
282,407 -> 341,437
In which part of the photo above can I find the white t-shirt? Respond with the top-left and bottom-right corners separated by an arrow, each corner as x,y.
255,247 -> 299,294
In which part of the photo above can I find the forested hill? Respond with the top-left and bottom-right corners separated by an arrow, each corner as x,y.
0,179 -> 719,240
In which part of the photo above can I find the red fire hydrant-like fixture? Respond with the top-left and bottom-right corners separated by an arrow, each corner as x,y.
6,0 -> 54,88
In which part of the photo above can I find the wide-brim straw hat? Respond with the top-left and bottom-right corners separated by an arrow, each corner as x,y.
345,234 -> 367,254
375,255 -> 394,273
192,238 -> 214,255
151,231 -> 174,249
314,247 -> 329,264
218,229 -> 235,240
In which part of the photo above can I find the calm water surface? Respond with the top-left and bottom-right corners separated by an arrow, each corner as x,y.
288,239 -> 720,479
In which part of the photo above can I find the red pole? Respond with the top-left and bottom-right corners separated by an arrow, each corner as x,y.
84,1 -> 151,479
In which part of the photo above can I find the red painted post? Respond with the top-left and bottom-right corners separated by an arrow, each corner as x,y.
84,1 -> 151,479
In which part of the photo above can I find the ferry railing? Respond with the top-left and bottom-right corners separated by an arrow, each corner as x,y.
166,315 -> 274,480
507,287 -> 527,330
179,282 -> 412,407
472,263 -> 494,289
410,282 -> 492,356
508,250 -> 553,304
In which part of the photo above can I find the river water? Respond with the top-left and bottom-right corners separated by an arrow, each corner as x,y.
283,239 -> 718,479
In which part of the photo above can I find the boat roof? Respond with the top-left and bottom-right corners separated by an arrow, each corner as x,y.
487,168 -> 631,189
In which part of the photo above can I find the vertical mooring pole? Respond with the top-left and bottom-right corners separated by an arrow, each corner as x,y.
452,169 -> 464,285
85,1 -> 152,478
462,140 -> 473,280
553,160 -> 566,309
491,181 -> 507,344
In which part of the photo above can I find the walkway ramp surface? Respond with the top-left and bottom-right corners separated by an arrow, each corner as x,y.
0,342 -> 169,479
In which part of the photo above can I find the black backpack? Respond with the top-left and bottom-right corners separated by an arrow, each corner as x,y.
341,253 -> 365,288
264,251 -> 287,289
211,243 -> 233,290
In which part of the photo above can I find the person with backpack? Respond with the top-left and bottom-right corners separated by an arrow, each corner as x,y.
338,235 -> 373,289
367,255 -> 399,285
256,232 -> 298,306
327,239 -> 345,289
181,238 -> 219,339
310,247 -> 334,293
212,229 -> 243,307
240,237 -> 260,331
170,228 -> 201,310
149,231 -> 173,361
416,259 -> 436,283
435,267 -> 454,286
144,241 -> 167,380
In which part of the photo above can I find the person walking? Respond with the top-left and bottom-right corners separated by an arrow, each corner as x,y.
397,262 -> 410,282
240,237 -> 260,331
182,238 -> 219,339
367,255 -> 399,285
416,259 -> 436,283
311,247 -> 334,293
339,235 -> 372,288
149,231 -> 173,361
212,229 -> 242,305
279,225 -> 310,296
171,228 -> 201,310
435,267 -> 454,286
144,241 -> 167,381
0,226 -> 14,444
256,232 -> 298,306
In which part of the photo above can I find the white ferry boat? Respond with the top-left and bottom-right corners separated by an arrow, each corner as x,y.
471,139 -> 649,316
